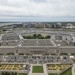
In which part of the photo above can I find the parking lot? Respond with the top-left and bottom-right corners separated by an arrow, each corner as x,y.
0,55 -> 73,64
47,64 -> 71,71
0,64 -> 29,71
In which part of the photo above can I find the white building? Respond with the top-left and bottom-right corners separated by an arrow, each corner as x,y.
66,23 -> 75,29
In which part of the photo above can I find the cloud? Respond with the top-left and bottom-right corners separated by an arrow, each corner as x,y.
0,0 -> 75,21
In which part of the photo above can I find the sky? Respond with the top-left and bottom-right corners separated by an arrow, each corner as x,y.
0,0 -> 75,22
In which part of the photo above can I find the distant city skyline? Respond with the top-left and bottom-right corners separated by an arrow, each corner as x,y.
0,0 -> 75,22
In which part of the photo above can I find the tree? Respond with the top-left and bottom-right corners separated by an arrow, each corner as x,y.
45,35 -> 51,39
33,34 -> 37,39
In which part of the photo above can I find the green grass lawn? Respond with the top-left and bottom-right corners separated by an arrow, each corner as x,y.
60,53 -> 68,55
72,59 -> 75,62
32,66 -> 44,73
71,53 -> 75,55
59,67 -> 72,75
18,73 -> 27,75
51,54 -> 56,55
49,73 -> 58,75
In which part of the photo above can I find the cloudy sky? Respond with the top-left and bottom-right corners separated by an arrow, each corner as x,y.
0,0 -> 75,22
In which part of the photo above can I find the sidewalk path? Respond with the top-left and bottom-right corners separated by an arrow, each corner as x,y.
72,64 -> 75,75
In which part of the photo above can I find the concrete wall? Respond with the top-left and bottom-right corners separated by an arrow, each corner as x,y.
0,46 -> 75,54
60,47 -> 75,53
0,48 -> 14,54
